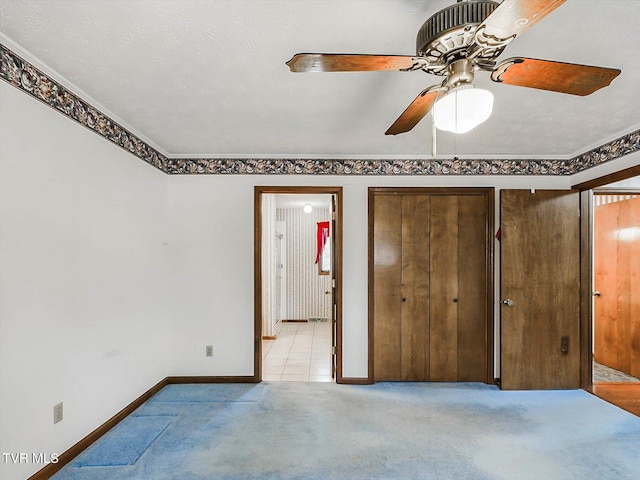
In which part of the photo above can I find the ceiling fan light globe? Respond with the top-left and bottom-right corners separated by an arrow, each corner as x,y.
433,87 -> 494,134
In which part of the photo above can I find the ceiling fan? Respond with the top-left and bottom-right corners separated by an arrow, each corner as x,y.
286,0 -> 621,135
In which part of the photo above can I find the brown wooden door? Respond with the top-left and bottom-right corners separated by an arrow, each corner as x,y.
593,194 -> 640,378
373,194 -> 431,381
372,194 -> 403,380
429,195 -> 488,381
372,190 -> 489,382
500,190 -> 581,390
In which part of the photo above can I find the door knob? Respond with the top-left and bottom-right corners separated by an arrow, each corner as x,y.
452,298 -> 458,303
502,298 -> 514,307
593,291 -> 601,297
401,297 -> 407,302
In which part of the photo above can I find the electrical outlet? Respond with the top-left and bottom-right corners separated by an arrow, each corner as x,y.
205,345 -> 213,357
53,402 -> 63,424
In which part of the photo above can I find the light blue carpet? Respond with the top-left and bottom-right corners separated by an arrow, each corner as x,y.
70,416 -> 173,467
51,382 -> 640,480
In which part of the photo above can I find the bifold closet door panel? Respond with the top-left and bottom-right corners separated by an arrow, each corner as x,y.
373,195 -> 403,381
400,195 -> 431,380
429,195 -> 459,381
456,195 -> 488,381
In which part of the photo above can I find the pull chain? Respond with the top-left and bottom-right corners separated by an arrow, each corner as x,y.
431,112 -> 437,156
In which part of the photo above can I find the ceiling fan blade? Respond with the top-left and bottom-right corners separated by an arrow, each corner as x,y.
475,0 -> 566,47
385,86 -> 446,135
286,54 -> 417,72
491,57 -> 621,96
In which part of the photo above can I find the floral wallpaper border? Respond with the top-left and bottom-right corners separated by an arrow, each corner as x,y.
2,43 -> 638,176
568,129 -> 640,173
164,157 -> 571,175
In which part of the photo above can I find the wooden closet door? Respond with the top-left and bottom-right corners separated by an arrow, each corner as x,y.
429,195 -> 459,380
373,195 -> 403,381
372,190 -> 489,383
430,195 -> 487,382
373,194 -> 430,381
456,195 -> 488,381
400,195 -> 431,380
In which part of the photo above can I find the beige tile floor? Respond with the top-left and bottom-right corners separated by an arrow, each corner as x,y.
262,321 -> 333,382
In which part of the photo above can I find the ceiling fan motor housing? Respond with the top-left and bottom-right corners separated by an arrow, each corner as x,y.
417,0 -> 503,71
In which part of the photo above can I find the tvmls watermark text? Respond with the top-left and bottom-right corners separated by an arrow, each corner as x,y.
2,452 -> 59,464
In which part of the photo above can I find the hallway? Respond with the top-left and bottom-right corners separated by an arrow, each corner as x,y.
262,321 -> 332,382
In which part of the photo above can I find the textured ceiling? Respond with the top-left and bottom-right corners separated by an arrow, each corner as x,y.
1,0 -> 639,159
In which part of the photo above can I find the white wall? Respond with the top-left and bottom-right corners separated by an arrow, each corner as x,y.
0,83 -> 170,480
166,174 -> 571,380
165,177 -> 256,376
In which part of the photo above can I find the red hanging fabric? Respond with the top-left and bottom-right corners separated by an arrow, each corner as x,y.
315,221 -> 330,264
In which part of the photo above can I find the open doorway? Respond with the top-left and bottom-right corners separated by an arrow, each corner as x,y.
583,174 -> 640,416
254,186 -> 343,383
592,177 -> 640,385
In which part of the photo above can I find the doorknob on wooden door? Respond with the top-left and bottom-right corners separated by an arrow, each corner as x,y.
502,298 -> 514,307
592,290 -> 601,297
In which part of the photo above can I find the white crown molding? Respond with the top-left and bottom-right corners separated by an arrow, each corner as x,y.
168,152 -> 570,161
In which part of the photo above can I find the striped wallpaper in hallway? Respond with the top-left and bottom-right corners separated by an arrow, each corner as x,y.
277,206 -> 331,321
